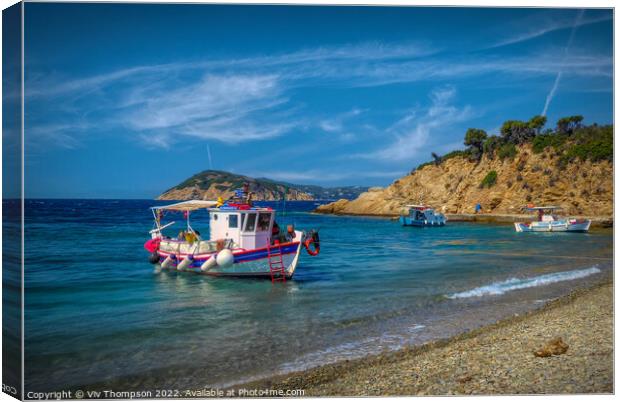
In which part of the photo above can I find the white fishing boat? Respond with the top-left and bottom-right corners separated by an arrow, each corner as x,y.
514,206 -> 591,233
399,204 -> 447,227
144,196 -> 320,282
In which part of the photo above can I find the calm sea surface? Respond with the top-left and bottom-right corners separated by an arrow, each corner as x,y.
22,199 -> 612,391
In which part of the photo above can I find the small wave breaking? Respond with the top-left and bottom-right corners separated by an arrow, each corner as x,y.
447,266 -> 601,299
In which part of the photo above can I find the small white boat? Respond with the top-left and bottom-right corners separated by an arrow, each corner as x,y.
399,204 -> 447,227
514,206 -> 591,233
144,196 -> 320,282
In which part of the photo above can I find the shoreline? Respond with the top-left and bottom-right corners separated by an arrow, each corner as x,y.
311,210 -> 613,228
235,279 -> 613,395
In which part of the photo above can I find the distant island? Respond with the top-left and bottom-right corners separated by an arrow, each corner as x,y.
157,170 -> 369,201
316,115 -> 613,218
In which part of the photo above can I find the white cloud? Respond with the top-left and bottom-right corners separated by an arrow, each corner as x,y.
318,108 -> 364,133
25,39 -> 611,149
358,86 -> 473,161
120,74 -> 293,146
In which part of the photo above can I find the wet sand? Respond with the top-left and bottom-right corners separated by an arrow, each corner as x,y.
237,281 -> 613,395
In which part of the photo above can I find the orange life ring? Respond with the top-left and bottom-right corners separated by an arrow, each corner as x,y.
303,230 -> 320,256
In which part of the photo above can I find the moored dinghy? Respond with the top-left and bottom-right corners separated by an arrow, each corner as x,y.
144,196 -> 320,281
514,206 -> 591,233
399,204 -> 447,227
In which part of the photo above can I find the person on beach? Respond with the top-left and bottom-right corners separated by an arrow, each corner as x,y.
475,203 -> 482,214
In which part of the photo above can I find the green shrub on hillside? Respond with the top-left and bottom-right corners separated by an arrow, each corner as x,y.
557,124 -> 613,167
480,170 -> 498,188
414,161 -> 433,171
498,143 -> 517,160
442,149 -> 469,161
501,120 -> 535,144
483,135 -> 503,159
531,133 -> 567,153
464,128 -> 487,161
415,150 -> 469,171
415,117 -> 611,172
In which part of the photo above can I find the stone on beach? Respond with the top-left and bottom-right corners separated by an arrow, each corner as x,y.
533,337 -> 569,358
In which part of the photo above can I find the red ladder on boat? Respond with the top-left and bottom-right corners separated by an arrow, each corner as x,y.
267,241 -> 286,283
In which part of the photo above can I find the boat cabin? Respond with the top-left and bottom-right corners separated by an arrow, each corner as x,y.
405,205 -> 430,219
150,200 -> 276,252
208,207 -> 274,250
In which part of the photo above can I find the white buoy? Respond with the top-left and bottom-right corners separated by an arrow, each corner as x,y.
216,249 -> 234,268
200,256 -> 218,272
177,255 -> 194,271
161,255 -> 176,269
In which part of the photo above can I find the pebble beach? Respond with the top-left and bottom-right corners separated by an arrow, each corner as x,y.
239,280 -> 613,396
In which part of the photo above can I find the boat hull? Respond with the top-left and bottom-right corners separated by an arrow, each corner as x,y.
156,240 -> 303,278
514,220 -> 591,233
399,216 -> 446,227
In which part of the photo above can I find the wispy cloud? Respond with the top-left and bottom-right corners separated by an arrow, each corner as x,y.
357,86 -> 473,161
123,74 -> 293,146
319,109 -> 361,132
25,122 -> 92,149
25,38 -> 611,149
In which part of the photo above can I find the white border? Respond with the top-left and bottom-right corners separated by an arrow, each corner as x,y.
0,2 -> 615,402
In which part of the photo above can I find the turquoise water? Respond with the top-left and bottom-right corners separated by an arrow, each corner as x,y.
23,200 -> 612,391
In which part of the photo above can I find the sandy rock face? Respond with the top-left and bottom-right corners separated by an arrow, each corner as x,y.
316,145 -> 613,217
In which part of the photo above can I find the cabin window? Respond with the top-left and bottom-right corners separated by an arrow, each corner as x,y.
213,214 -> 218,221
229,214 -> 238,229
257,213 -> 271,231
244,213 -> 257,232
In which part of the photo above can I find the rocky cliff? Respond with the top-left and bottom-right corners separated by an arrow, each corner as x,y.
315,144 -> 613,217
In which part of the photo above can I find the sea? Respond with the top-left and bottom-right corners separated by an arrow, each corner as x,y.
17,199 -> 612,391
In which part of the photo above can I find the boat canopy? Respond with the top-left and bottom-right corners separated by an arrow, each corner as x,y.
152,200 -> 218,212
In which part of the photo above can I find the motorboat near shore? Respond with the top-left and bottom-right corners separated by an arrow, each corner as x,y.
143,197 -> 320,281
514,206 -> 591,233
399,204 -> 447,227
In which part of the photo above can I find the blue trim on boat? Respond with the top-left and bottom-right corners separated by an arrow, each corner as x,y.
160,243 -> 301,267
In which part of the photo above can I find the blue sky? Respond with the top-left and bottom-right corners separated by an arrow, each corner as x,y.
22,4 -> 613,198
